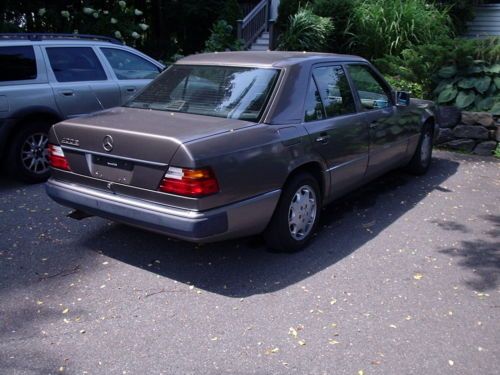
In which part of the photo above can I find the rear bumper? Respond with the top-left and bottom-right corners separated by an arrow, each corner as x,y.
46,178 -> 280,243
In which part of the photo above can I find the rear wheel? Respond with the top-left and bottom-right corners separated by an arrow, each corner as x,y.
8,122 -> 51,183
407,121 -> 434,175
264,173 -> 321,253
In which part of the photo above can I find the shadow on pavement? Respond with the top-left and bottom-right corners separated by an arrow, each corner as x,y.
81,156 -> 460,297
439,214 -> 500,291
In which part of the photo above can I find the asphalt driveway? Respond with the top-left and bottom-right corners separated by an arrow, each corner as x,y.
0,150 -> 499,375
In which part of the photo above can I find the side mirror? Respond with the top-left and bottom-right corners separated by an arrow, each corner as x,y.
395,91 -> 410,106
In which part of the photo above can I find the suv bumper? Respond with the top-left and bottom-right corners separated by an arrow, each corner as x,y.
46,178 -> 280,243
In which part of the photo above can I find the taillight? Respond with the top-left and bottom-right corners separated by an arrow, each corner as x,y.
159,166 -> 219,197
48,144 -> 71,171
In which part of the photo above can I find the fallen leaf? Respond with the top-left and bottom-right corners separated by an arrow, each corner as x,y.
265,347 -> 279,355
288,327 -> 298,338
329,339 -> 340,345
36,300 -> 43,305
389,324 -> 397,329
79,329 -> 86,334
62,308 -> 69,314
448,360 -> 454,366
297,340 -> 306,346
358,370 -> 364,375
413,273 -> 423,280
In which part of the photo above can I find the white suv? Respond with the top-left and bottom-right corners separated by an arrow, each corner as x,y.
0,33 -> 164,182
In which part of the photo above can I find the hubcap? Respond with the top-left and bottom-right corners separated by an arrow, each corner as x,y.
21,132 -> 49,175
420,131 -> 432,166
288,185 -> 317,241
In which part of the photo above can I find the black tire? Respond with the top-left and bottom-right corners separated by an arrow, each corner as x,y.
7,121 -> 51,183
264,173 -> 321,253
406,121 -> 434,175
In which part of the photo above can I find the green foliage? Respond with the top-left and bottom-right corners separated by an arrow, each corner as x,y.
348,0 -> 453,59
275,0 -> 305,33
311,0 -> 357,53
204,20 -> 242,52
219,0 -> 243,28
277,7 -> 334,52
434,0 -> 476,33
494,143 -> 500,159
384,75 -> 424,98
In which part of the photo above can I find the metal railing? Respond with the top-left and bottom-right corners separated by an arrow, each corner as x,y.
237,0 -> 269,50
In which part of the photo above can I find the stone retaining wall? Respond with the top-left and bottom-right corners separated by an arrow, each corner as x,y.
436,108 -> 499,156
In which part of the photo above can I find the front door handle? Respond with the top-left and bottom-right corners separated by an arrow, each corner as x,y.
315,133 -> 330,144
125,87 -> 136,93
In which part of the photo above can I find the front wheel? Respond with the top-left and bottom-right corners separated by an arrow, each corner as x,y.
264,173 -> 321,253
7,122 -> 51,183
406,122 -> 434,175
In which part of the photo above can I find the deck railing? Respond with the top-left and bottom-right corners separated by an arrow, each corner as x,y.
237,0 -> 269,50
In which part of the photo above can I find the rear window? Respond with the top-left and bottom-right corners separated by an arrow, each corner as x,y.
0,46 -> 37,82
126,65 -> 280,122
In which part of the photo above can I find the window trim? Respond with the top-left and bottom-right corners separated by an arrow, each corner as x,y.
345,62 -> 395,111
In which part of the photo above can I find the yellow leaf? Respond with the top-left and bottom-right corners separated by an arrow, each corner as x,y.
288,327 -> 298,338
265,347 -> 280,355
413,273 -> 423,280
331,323 -> 337,328
329,339 -> 339,345
358,370 -> 364,375
297,340 -> 306,346
62,308 -> 69,314
448,360 -> 454,366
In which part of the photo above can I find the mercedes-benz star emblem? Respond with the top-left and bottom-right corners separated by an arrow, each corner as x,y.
102,135 -> 114,152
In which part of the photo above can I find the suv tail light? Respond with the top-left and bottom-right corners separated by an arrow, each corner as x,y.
159,167 -> 219,197
48,144 -> 71,171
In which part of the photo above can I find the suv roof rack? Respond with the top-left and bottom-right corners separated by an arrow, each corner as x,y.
0,33 -> 122,45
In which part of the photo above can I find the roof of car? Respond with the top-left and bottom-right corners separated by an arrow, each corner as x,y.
176,51 -> 367,68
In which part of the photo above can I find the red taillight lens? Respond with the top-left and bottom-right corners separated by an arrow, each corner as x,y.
48,144 -> 71,171
159,167 -> 219,197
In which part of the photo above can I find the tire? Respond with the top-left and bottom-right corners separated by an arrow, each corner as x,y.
7,121 -> 51,183
264,173 -> 321,253
406,121 -> 434,175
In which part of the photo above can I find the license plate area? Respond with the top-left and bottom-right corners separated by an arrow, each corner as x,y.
90,155 -> 134,184
93,155 -> 134,171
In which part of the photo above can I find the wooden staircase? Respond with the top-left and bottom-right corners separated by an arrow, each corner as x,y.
237,0 -> 276,51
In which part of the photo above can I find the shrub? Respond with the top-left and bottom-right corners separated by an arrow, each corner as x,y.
384,75 -> 424,98
348,0 -> 453,59
275,0 -> 305,33
204,20 -> 242,52
312,0 -> 357,53
277,7 -> 334,51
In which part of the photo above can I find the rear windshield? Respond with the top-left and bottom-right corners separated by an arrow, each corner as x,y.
126,65 -> 280,122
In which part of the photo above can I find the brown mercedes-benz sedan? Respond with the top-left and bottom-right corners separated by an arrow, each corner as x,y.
46,51 -> 439,252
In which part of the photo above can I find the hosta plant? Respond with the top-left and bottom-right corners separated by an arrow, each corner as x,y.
434,61 -> 500,114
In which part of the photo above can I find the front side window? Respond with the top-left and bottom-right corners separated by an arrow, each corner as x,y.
101,48 -> 160,80
46,47 -> 107,82
347,64 -> 392,110
127,65 -> 279,122
0,46 -> 37,82
312,66 -> 356,118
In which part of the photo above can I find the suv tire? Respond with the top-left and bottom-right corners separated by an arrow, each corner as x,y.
264,173 -> 321,253
8,121 -> 51,183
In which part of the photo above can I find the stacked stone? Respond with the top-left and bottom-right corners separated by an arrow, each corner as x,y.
436,108 -> 499,156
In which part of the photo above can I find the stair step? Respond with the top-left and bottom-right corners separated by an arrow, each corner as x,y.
250,45 -> 269,51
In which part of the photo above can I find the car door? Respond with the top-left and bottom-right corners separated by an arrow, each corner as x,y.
98,47 -> 162,104
346,63 -> 408,176
302,64 -> 369,200
44,46 -> 121,118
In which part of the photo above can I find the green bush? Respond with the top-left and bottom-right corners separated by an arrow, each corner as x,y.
204,20 -> 242,52
277,7 -> 334,51
348,0 -> 453,59
384,75 -> 424,98
275,0 -> 304,33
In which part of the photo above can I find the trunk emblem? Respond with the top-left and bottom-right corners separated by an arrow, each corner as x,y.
103,135 -> 114,152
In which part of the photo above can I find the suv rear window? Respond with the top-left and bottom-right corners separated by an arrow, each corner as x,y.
126,65 -> 279,122
0,46 -> 37,82
46,47 -> 107,82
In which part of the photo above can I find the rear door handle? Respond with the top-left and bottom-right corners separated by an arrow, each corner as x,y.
315,133 -> 330,144
125,87 -> 136,93
60,90 -> 74,96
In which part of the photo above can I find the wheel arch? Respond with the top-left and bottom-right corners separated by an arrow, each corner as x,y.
283,161 -> 327,203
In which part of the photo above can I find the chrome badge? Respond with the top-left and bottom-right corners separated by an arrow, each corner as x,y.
61,137 -> 80,147
102,135 -> 114,152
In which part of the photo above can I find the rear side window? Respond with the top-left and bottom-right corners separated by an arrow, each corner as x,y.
312,66 -> 356,118
0,46 -> 37,82
304,77 -> 325,122
101,48 -> 160,80
46,47 -> 107,82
